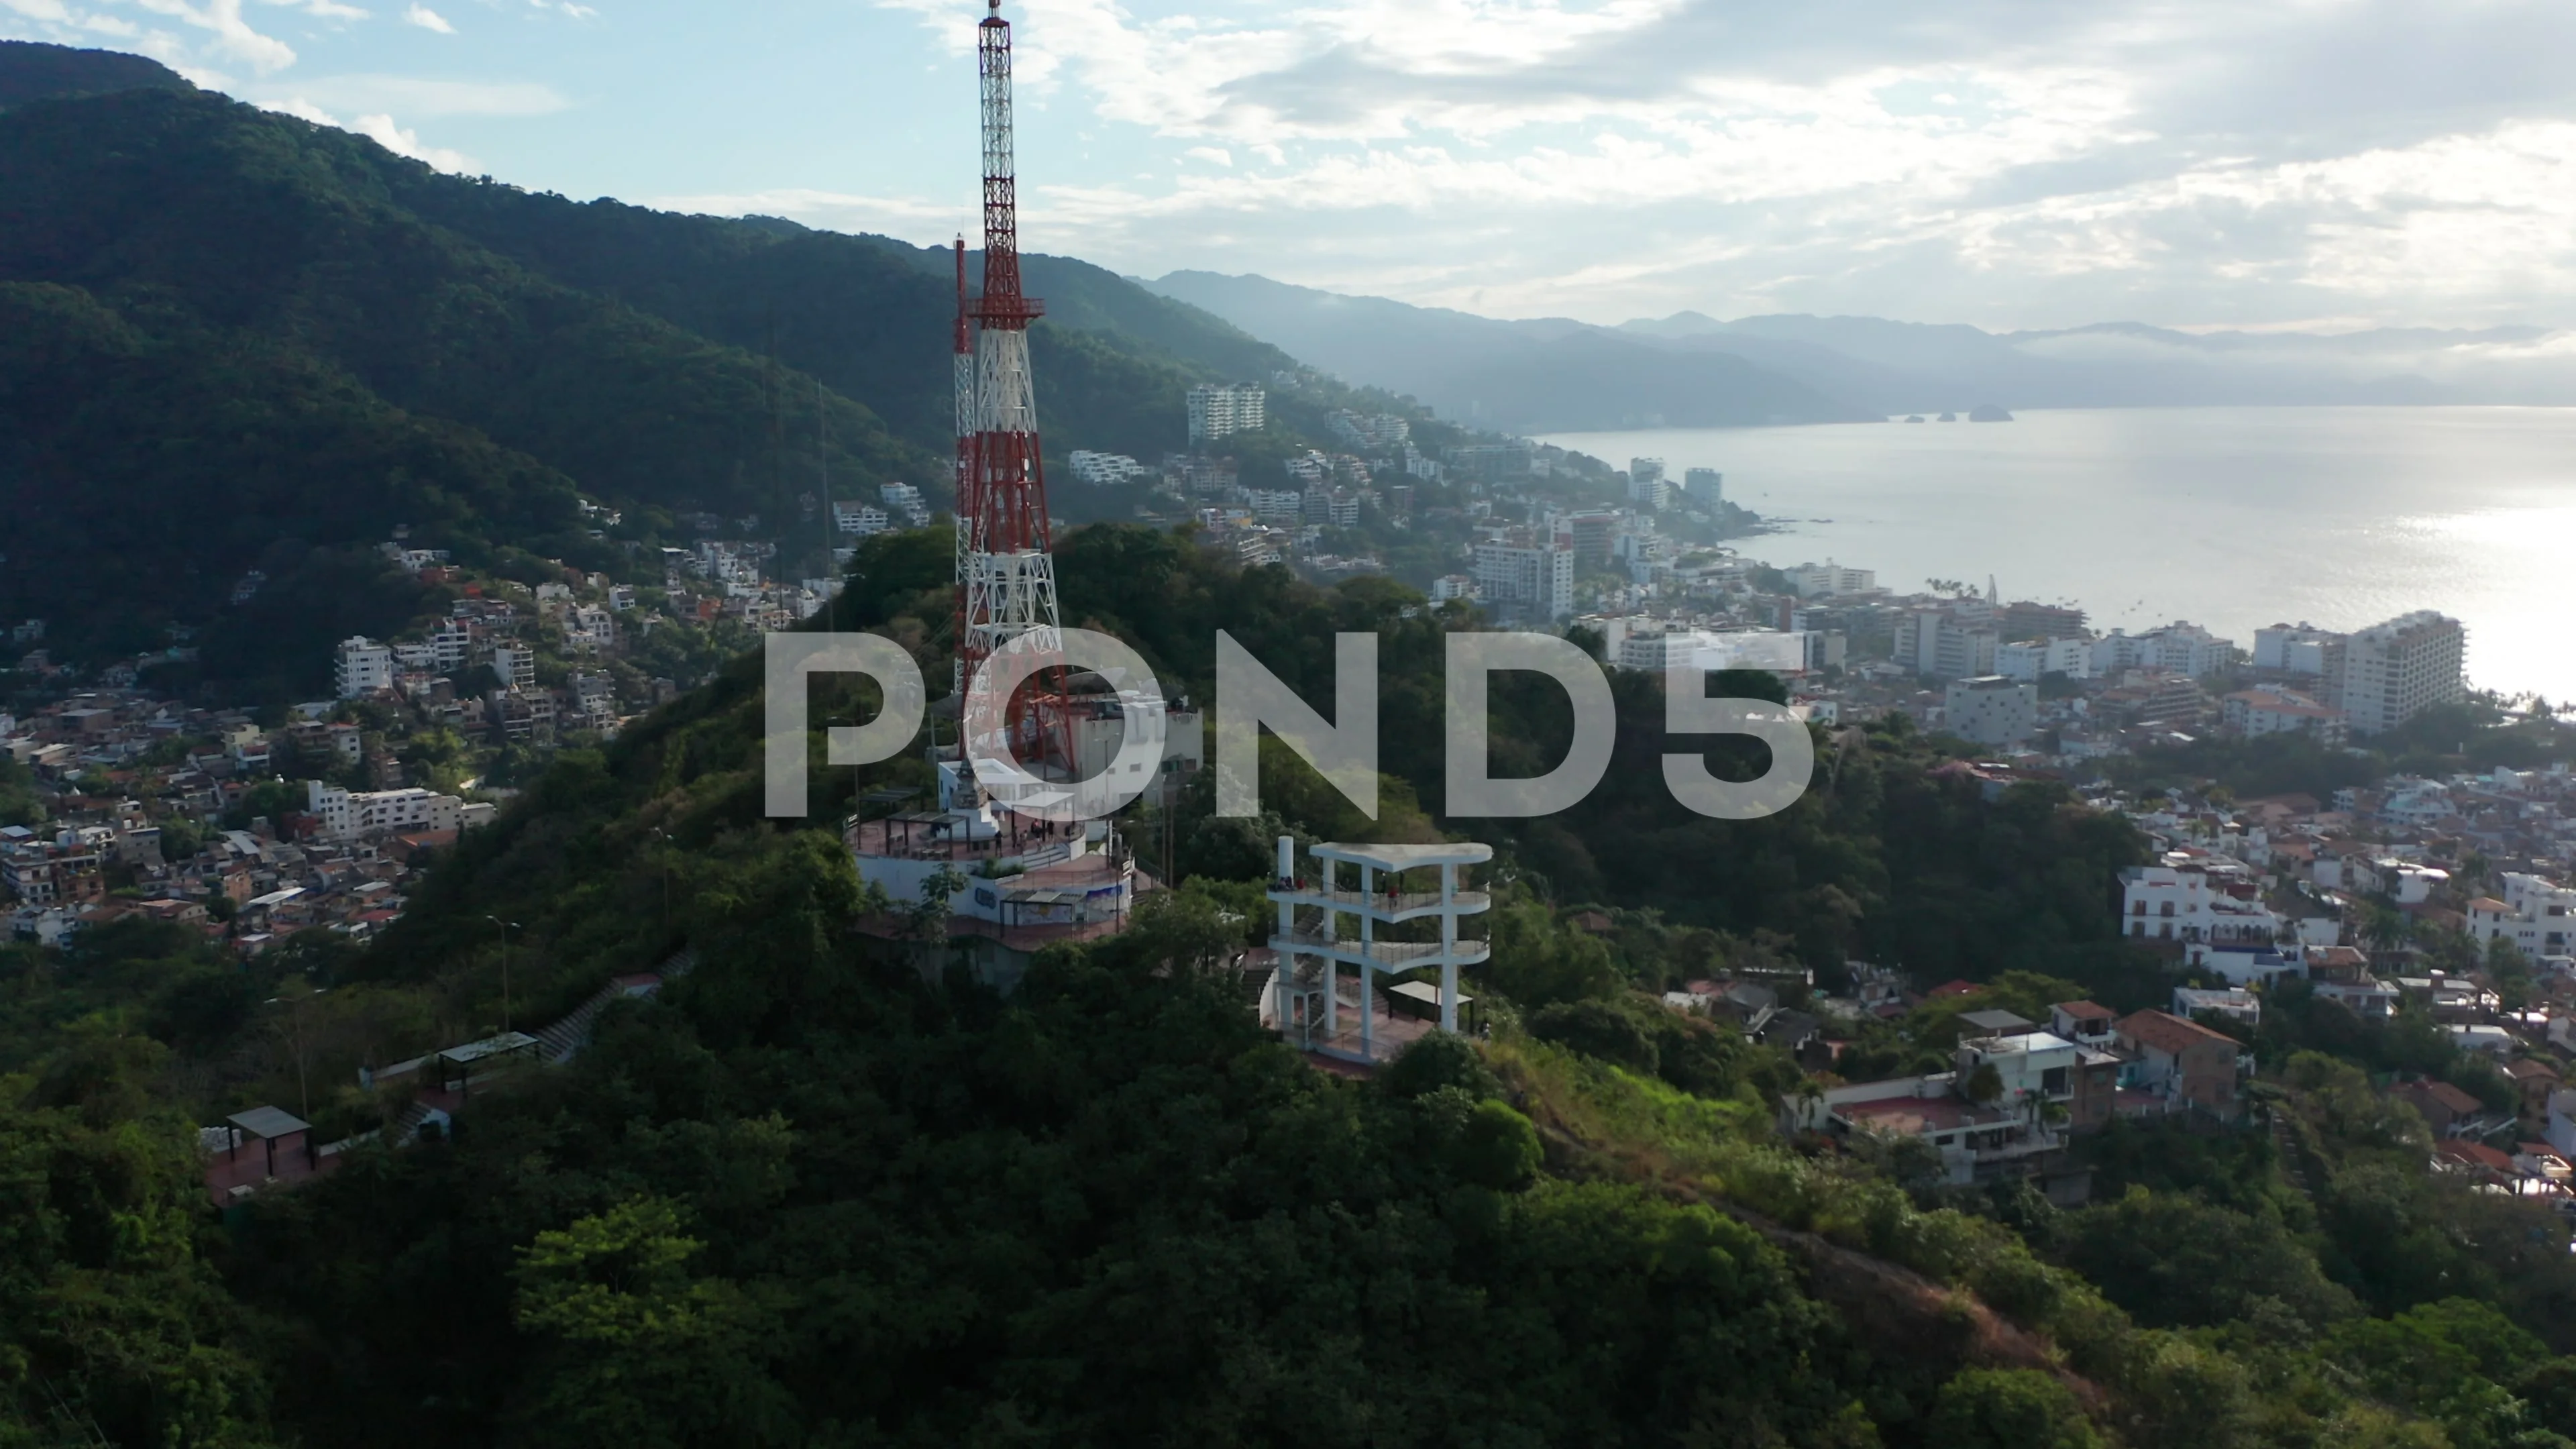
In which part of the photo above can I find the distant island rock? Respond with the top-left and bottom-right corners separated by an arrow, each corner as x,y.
1969,404 -> 2015,421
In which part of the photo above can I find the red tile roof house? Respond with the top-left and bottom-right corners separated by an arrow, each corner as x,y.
2394,1078 -> 2485,1137
2435,1138 -> 2516,1183
2112,1010 -> 2243,1119
2504,1057 -> 2563,1117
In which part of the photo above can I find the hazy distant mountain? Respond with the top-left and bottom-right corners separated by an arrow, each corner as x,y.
1146,272 -> 1875,430
1625,312 -> 2576,412
1148,268 -> 2576,420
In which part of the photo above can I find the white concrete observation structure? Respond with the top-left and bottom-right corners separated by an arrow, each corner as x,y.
1267,836 -> 1491,1065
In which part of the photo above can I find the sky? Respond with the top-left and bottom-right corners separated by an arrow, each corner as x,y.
7,0 -> 2576,331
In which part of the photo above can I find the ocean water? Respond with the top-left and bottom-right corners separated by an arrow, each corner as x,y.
1540,407 -> 2576,703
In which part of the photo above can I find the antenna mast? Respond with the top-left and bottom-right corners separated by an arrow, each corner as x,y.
957,0 -> 1066,769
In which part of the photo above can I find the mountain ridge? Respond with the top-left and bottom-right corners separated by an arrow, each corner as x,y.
1155,271 -> 2576,418
0,46 -> 1451,691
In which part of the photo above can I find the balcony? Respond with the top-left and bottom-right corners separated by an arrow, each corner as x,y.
1272,929 -> 1490,971
1267,886 -> 1491,923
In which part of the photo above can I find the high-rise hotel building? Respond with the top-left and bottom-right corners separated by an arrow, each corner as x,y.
2339,610 -> 2465,736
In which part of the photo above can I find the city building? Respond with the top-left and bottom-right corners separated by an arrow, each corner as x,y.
1943,676 -> 2036,747
1472,539 -> 1574,620
2339,610 -> 2465,737
1682,467 -> 1722,505
1187,382 -> 1266,443
1326,411 -> 1409,449
833,500 -> 890,536
1780,1070 -> 2084,1199
491,646 -> 537,692
880,482 -> 930,527
2000,601 -> 2089,641
334,637 -> 394,700
2090,622 -> 2235,678
2222,688 -> 2347,745
2253,623 -> 2347,693
2112,1010 -> 2242,1118
1996,637 -> 2092,682
1067,450 -> 1150,486
1784,561 -> 1877,598
2469,873 -> 2576,959
1894,610 -> 1999,681
1627,458 -> 1670,510
2118,858 -> 2282,946
1617,631 -> 1715,673
305,782 -> 464,841
1564,513 -> 1620,571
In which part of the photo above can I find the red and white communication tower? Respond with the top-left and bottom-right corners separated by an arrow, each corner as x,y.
953,0 -> 1065,766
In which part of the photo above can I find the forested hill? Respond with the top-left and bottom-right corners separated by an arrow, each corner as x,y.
12,529 -> 2572,1444
0,45 -> 1359,689
0,38 -> 188,109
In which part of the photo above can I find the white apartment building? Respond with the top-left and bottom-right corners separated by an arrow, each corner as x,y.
1068,450 -> 1150,486
833,501 -> 890,536
492,646 -> 537,692
2469,873 -> 2576,959
1187,383 -> 1265,443
1472,540 -> 1575,620
1699,629 -> 1811,675
334,637 -> 395,699
1995,637 -> 2092,682
1617,631 -> 1710,672
306,782 -> 464,840
1784,561 -> 1877,598
2120,860 -> 2282,945
1627,457 -> 1666,502
2339,610 -> 2465,737
1943,676 -> 2036,747
568,606 -> 616,652
1430,574 -> 1477,602
880,483 -> 929,526
1780,1070 -> 2068,1188
1245,488 -> 1304,523
1896,610 -> 2000,681
2253,623 -> 2345,676
1955,1028 -> 2082,1116
2222,688 -> 2346,745
1326,411 -> 1409,449
2090,622 -> 2234,678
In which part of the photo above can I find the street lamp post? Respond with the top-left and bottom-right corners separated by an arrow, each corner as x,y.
650,828 -> 671,932
486,915 -> 521,1032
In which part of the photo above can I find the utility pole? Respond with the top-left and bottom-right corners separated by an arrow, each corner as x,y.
486,915 -> 520,1033
649,830 -> 672,932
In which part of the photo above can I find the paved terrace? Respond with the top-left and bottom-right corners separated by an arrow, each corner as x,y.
849,813 -> 1088,863
851,849 -> 1157,951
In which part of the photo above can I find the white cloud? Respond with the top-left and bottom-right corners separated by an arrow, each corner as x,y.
352,110 -> 471,168
131,0 -> 296,72
257,0 -> 367,17
836,0 -> 2576,327
646,186 -> 963,235
400,1 -> 448,31
251,74 -> 569,115
254,95 -> 475,172
1182,146 -> 1231,166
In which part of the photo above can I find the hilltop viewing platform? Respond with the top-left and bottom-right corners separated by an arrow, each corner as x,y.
1265,838 -> 1491,1066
